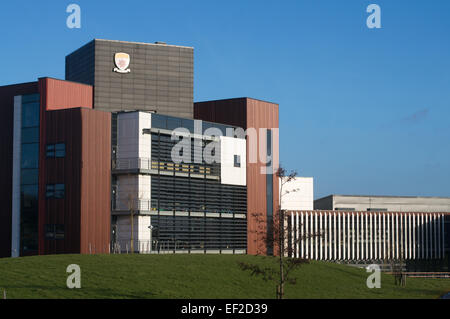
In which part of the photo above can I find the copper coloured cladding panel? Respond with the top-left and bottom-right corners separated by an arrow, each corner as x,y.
79,108 -> 111,254
42,108 -> 111,255
0,82 -> 39,258
194,98 -> 280,255
38,78 -> 94,254
39,77 -> 93,111
246,98 -> 279,255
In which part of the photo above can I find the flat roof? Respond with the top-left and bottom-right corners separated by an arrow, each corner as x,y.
316,194 -> 450,200
195,97 -> 278,106
0,80 -> 37,88
95,38 -> 193,49
116,110 -> 242,129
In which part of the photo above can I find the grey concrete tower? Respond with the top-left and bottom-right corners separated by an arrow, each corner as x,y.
65,39 -> 194,118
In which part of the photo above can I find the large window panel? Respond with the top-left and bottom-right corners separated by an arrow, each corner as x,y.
21,184 -> 38,208
21,127 -> 39,144
21,102 -> 40,128
21,143 -> 39,169
21,93 -> 39,104
21,169 -> 39,185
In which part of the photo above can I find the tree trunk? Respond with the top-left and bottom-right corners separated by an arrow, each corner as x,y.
279,210 -> 284,299
130,211 -> 134,254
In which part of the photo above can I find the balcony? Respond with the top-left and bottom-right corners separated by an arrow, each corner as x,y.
112,157 -> 220,180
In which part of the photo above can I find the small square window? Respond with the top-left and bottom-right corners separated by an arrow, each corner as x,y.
46,184 -> 55,198
46,144 -> 55,158
46,143 -> 66,158
54,184 -> 65,199
46,184 -> 64,199
55,224 -> 65,239
45,224 -> 55,239
234,155 -> 241,168
55,143 -> 66,158
45,224 -> 65,240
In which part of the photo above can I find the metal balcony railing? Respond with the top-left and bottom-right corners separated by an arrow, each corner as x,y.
112,158 -> 220,176
113,199 -> 155,212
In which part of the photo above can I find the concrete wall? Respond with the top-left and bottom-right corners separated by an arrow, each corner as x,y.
116,215 -> 151,253
115,175 -> 152,211
115,112 -> 152,211
281,177 -> 314,211
220,136 -> 246,186
116,111 -> 152,160
315,195 -> 450,212
313,195 -> 333,211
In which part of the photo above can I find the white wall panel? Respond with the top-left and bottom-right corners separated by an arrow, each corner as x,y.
280,177 -> 313,210
220,136 -> 246,186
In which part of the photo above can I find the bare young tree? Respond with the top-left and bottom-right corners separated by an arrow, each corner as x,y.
125,192 -> 145,254
127,194 -> 136,254
240,166 -> 321,299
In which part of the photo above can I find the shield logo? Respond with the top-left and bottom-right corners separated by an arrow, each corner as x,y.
113,52 -> 131,73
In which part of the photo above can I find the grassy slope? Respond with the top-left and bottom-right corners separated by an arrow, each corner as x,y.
0,254 -> 448,299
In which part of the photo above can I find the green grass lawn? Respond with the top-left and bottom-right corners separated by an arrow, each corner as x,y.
0,254 -> 448,299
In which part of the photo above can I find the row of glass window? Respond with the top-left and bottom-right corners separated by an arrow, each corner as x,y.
45,224 -> 65,240
22,102 -> 40,128
46,143 -> 66,158
46,184 -> 65,199
151,113 -> 240,136
20,143 -> 66,170
19,95 -> 40,253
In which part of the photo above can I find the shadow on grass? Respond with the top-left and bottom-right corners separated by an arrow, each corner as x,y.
2,285 -> 157,299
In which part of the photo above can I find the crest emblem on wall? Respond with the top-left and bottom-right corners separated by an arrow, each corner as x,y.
113,52 -> 131,73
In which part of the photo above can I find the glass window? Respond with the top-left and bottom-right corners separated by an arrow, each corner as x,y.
21,185 -> 38,208
46,144 -> 55,158
46,184 -> 54,198
202,121 -> 213,135
21,102 -> 40,128
181,119 -> 194,134
45,224 -> 55,239
203,124 -> 223,137
167,116 -> 182,130
22,127 -> 39,144
21,143 -> 39,169
21,169 -> 39,185
234,155 -> 241,168
46,143 -> 66,158
21,219 -> 38,252
55,143 -> 66,158
21,93 -> 39,104
55,225 -> 65,240
215,124 -> 227,136
151,114 -> 167,129
54,184 -> 65,199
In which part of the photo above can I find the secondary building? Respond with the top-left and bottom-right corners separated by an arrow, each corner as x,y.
280,177 -> 314,211
314,194 -> 450,212
285,210 -> 449,263
286,193 -> 450,265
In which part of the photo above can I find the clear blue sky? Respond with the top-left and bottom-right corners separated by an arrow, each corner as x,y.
1,0 -> 449,199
